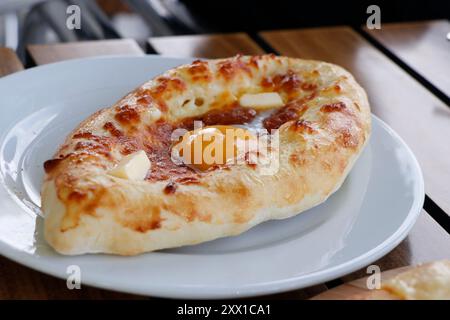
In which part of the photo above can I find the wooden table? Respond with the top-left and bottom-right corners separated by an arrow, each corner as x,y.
0,20 -> 449,299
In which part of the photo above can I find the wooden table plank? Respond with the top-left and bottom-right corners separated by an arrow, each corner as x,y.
0,256 -> 145,299
148,33 -> 264,58
0,48 -> 24,77
261,26 -> 450,217
27,39 -> 144,65
364,20 -> 450,97
262,285 -> 328,300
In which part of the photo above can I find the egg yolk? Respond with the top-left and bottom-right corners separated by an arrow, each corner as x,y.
172,125 -> 257,171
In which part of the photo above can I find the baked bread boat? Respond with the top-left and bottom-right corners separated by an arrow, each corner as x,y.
41,55 -> 371,255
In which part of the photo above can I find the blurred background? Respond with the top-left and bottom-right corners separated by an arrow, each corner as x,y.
1,0 -> 449,62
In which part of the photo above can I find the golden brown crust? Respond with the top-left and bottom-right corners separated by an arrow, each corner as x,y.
41,55 -> 371,255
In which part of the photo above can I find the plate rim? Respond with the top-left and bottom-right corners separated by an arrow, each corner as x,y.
0,56 -> 425,299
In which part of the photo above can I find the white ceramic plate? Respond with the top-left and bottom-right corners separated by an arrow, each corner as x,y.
0,56 -> 424,299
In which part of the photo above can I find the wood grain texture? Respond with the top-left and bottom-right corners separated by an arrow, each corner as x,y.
0,47 -> 24,77
0,256 -> 145,299
261,26 -> 450,216
364,20 -> 450,96
261,285 -> 328,300
27,39 -> 144,65
148,33 -> 264,58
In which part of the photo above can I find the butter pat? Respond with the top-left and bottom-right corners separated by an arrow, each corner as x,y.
109,150 -> 151,180
239,92 -> 284,110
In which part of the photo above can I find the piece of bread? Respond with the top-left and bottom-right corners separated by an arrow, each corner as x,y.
312,260 -> 450,300
381,260 -> 450,300
41,55 -> 371,255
